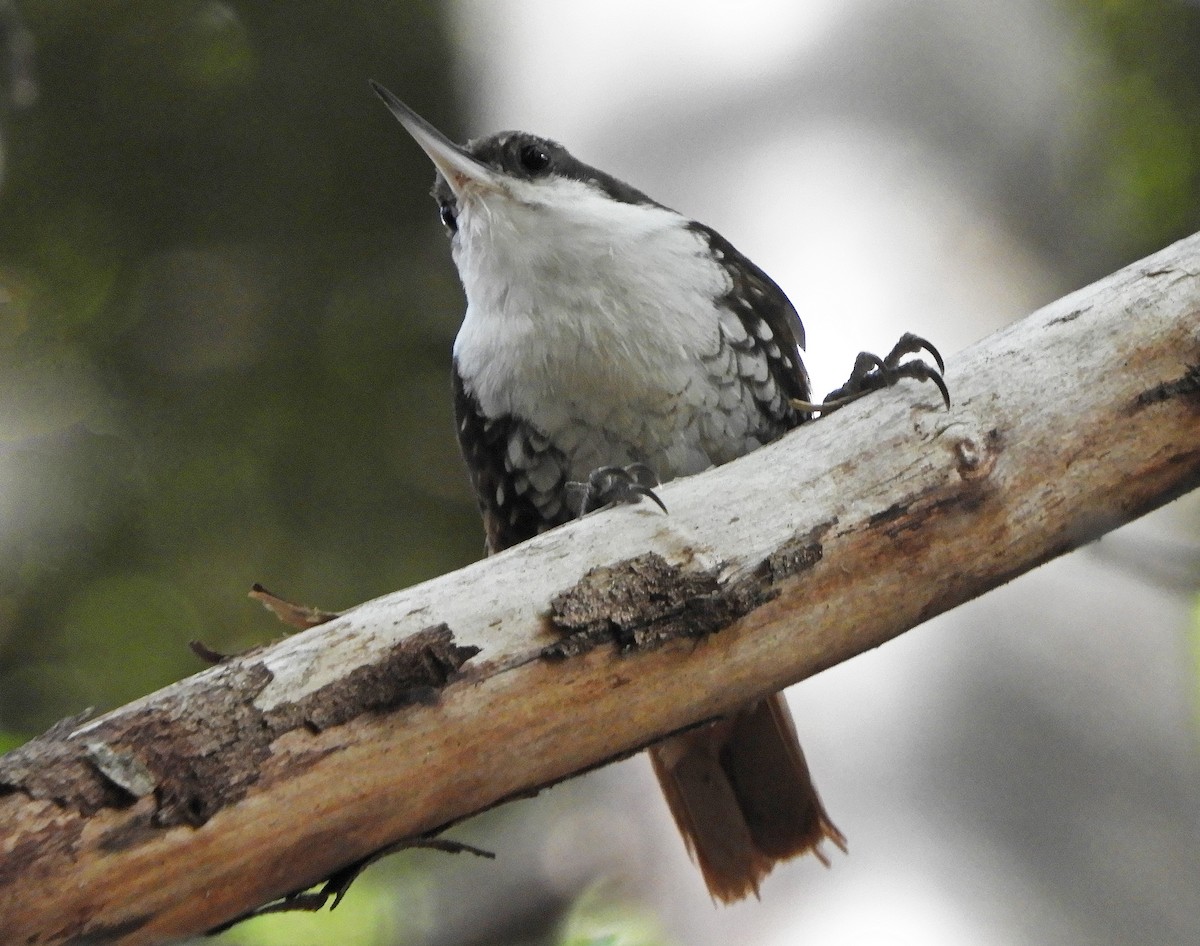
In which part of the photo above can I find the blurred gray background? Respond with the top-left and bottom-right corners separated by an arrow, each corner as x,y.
1,2 -> 1197,945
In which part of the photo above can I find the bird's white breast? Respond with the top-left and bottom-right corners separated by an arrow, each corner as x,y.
450,176 -> 770,480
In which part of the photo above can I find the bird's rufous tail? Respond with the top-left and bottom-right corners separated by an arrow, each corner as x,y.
648,692 -> 846,902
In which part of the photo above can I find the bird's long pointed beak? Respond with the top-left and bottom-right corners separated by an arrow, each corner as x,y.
370,81 -> 501,201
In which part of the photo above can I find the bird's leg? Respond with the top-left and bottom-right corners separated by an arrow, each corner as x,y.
567,463 -> 669,517
793,332 -> 950,415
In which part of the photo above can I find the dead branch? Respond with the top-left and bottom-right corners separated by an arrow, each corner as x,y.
2,233 -> 1199,946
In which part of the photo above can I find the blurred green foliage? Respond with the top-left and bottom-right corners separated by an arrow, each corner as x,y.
556,887 -> 673,946
211,867 -> 423,946
1068,0 -> 1200,266
0,0 -> 483,736
1069,0 -> 1200,727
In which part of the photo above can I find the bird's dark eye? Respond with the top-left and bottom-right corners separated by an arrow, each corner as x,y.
439,201 -> 458,234
519,143 -> 551,175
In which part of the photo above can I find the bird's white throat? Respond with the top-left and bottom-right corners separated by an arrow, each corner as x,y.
450,175 -> 731,430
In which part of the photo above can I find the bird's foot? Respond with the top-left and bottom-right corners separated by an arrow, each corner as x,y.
567,463 -> 668,517
792,332 -> 950,415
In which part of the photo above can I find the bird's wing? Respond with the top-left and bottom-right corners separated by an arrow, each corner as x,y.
452,365 -> 572,554
689,222 -> 811,415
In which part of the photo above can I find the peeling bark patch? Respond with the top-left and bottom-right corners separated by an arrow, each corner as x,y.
544,553 -> 772,659
0,663 -> 275,824
0,732 -> 132,816
0,627 -> 479,833
84,742 -> 157,799
761,541 -> 822,582
755,520 -> 834,583
0,710 -> 118,814
264,624 -> 479,732
1132,364 -> 1200,410
106,662 -> 277,828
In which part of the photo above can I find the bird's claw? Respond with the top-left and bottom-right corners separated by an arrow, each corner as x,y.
793,332 -> 950,415
567,463 -> 668,517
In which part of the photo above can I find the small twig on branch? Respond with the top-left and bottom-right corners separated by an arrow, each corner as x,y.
208,836 -> 495,932
1,233 -> 1199,946
249,582 -> 342,629
188,639 -> 234,665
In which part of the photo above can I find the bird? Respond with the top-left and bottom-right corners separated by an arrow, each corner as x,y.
371,81 -> 947,903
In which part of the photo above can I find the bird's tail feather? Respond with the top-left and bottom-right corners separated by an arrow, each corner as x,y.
648,692 -> 846,903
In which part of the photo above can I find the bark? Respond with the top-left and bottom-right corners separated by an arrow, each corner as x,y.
2,233 -> 1199,946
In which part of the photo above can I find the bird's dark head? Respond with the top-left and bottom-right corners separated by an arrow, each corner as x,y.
369,81 -> 663,245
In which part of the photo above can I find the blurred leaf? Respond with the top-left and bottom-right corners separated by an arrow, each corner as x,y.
557,886 -> 673,946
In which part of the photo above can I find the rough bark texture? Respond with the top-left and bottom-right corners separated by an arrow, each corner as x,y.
2,233 -> 1200,945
